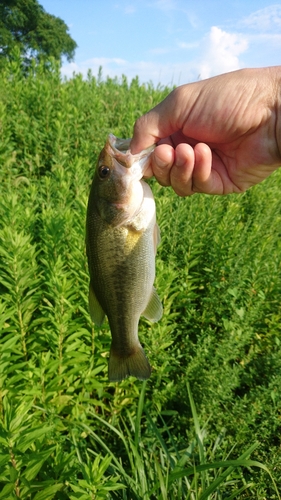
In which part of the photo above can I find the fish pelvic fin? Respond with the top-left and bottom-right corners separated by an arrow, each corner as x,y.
89,283 -> 105,326
142,287 -> 163,323
108,345 -> 152,382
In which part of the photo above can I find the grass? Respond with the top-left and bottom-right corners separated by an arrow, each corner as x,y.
0,54 -> 281,498
79,382 -> 280,499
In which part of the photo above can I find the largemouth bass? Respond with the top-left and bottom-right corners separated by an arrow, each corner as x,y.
86,134 -> 162,382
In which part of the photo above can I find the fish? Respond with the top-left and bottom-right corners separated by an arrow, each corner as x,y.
86,133 -> 163,382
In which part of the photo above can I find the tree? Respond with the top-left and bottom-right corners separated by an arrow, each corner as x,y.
0,0 -> 77,66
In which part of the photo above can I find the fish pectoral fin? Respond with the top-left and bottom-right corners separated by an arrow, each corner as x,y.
153,223 -> 161,255
89,284 -> 105,326
142,287 -> 163,323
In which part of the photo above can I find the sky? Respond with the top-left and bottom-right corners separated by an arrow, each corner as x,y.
40,0 -> 281,87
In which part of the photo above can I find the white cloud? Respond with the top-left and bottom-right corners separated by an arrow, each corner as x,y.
61,57 -> 128,79
124,5 -> 136,14
153,0 -> 177,11
63,8 -> 281,89
240,4 -> 281,32
61,57 -> 198,88
247,32 -> 281,45
198,26 -> 248,80
177,41 -> 199,50
148,47 -> 172,55
61,27 -> 249,87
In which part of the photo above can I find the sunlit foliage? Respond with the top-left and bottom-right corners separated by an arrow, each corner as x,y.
0,57 -> 281,498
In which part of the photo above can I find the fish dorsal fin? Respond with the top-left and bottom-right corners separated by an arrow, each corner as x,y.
154,223 -> 161,255
89,284 -> 105,326
142,287 -> 163,323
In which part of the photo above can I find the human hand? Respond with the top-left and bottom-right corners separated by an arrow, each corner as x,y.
130,67 -> 281,196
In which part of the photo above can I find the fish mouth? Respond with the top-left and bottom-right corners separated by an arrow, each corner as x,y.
107,134 -> 155,170
110,135 -> 131,152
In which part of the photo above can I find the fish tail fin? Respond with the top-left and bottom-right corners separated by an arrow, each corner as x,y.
108,345 -> 152,382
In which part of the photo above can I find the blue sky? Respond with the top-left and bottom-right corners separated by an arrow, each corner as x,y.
40,0 -> 281,86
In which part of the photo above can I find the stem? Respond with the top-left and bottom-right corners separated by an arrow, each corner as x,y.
17,302 -> 27,360
9,449 -> 20,497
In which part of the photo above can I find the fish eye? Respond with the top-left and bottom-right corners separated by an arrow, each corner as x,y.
98,165 -> 111,180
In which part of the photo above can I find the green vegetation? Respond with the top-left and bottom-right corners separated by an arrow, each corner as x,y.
0,57 -> 281,499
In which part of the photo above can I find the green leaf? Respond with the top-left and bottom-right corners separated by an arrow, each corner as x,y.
0,454 -> 10,467
33,483 -> 64,500
0,483 -> 15,499
225,483 -> 255,500
23,448 -> 55,481
17,426 -> 54,452
168,459 -> 272,484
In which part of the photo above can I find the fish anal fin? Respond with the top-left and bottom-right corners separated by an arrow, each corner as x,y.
142,287 -> 163,323
89,284 -> 105,326
108,345 -> 152,382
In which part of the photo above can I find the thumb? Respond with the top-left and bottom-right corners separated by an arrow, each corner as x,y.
130,110 -> 161,154
130,88 -> 185,154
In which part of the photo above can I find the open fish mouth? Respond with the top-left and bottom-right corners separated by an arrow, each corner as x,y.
107,134 -> 155,169
110,135 -> 131,152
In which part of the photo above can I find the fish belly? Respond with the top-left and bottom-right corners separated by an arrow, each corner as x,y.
90,217 -> 155,339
